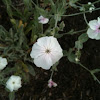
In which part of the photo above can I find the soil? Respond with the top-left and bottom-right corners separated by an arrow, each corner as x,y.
0,0 -> 100,100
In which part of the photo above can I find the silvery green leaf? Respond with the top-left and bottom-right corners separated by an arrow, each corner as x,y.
59,21 -> 65,31
90,69 -> 100,74
67,48 -> 76,63
51,61 -> 59,71
78,33 -> 88,43
27,64 -> 36,76
75,41 -> 83,49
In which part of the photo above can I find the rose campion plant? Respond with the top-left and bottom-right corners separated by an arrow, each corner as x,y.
87,17 -> 100,40
30,36 -> 63,70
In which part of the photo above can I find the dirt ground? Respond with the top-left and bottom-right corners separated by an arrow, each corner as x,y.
0,0 -> 100,100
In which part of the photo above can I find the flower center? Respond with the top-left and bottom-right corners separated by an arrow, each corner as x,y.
12,81 -> 15,84
45,49 -> 50,53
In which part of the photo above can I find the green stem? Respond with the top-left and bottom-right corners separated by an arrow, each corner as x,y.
78,62 -> 100,84
83,13 -> 88,26
63,29 -> 87,35
41,24 -> 43,34
55,14 -> 58,28
36,0 -> 39,5
31,1 -> 37,6
77,0 -> 100,5
91,73 -> 100,84
93,0 -> 100,4
78,62 -> 90,72
48,7 -> 100,17
50,70 -> 54,79
50,0 -> 55,5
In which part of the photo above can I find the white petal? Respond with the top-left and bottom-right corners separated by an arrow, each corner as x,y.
37,36 -> 54,49
38,36 -> 63,52
39,19 -> 48,24
37,36 -> 49,48
34,54 -> 53,70
50,51 -> 63,64
48,83 -> 52,88
97,17 -> 100,25
15,76 -> 21,83
0,65 -> 5,70
38,16 -> 49,24
38,15 -> 43,20
6,84 -> 14,92
3,58 -> 7,65
87,28 -> 98,39
6,80 -> 14,92
49,37 -> 63,52
53,82 -> 57,87
30,43 -> 45,59
95,31 -> 100,40
89,20 -> 99,30
41,18 -> 49,24
14,84 -> 21,91
0,57 -> 7,70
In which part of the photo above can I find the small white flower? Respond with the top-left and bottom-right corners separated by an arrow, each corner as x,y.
0,57 -> 7,70
88,2 -> 95,13
48,79 -> 57,88
89,6 -> 95,13
75,57 -> 80,62
88,2 -> 92,5
87,17 -> 100,40
6,75 -> 22,92
38,15 -> 49,24
30,36 -> 63,70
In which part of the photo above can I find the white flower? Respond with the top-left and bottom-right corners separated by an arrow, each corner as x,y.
30,36 -> 63,70
87,17 -> 100,40
48,79 -> 57,88
38,15 -> 49,24
0,57 -> 8,70
6,75 -> 22,92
